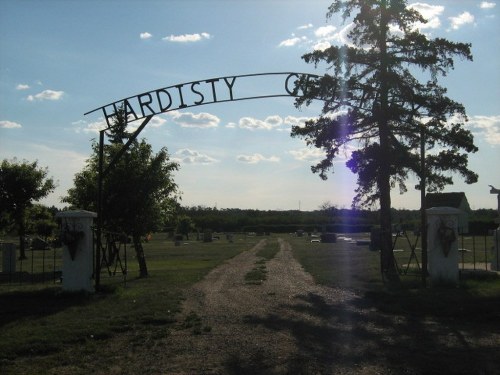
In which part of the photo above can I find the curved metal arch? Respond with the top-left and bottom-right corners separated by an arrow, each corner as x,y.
84,72 -> 320,128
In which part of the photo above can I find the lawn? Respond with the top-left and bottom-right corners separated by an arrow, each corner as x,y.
288,232 -> 500,319
1,232 -> 499,374
0,233 -> 255,374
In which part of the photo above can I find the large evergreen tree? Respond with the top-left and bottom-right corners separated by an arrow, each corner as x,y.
64,111 -> 179,277
291,0 -> 478,283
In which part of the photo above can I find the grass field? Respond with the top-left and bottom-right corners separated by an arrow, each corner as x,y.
1,232 -> 499,374
288,233 -> 500,319
0,233 -> 255,374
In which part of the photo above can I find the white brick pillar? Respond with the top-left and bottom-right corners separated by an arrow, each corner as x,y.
426,207 -> 461,286
56,210 -> 97,292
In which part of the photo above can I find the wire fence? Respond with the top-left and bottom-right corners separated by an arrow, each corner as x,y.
0,241 -> 63,286
391,230 -> 499,276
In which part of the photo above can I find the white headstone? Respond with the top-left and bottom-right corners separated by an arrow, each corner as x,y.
426,207 -> 461,286
56,210 -> 97,292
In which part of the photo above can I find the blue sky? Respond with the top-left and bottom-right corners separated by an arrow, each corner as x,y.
1,0 -> 499,211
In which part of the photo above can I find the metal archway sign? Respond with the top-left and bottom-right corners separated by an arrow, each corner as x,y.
84,72 -> 319,289
85,72 -> 319,127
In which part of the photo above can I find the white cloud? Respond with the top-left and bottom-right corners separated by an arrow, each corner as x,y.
279,37 -> 304,47
238,115 -> 284,130
75,114 -> 168,134
480,2 -> 496,9
148,116 -> 167,128
163,32 -> 211,43
289,144 -> 355,163
168,111 -> 220,128
318,23 -> 356,48
467,115 -> 500,145
298,23 -> 313,30
173,148 -> 218,164
74,118 -> 107,134
237,153 -> 280,164
289,148 -> 325,162
314,25 -> 337,38
279,22 -> 353,51
284,116 -> 313,128
449,11 -> 475,30
27,89 -> 64,101
312,41 -> 331,52
408,3 -> 444,29
0,120 -> 22,129
140,32 -> 153,39
16,84 -> 30,90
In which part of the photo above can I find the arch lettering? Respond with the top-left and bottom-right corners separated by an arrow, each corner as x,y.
85,72 -> 321,127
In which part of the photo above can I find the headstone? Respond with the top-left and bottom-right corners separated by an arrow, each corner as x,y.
1,242 -> 16,273
56,210 -> 97,292
426,207 -> 461,286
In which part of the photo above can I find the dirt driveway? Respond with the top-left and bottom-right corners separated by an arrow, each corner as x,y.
139,238 -> 498,375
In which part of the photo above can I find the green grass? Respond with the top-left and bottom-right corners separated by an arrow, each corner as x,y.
288,234 -> 383,291
255,239 -> 280,260
0,233 -> 252,374
287,233 -> 500,319
244,238 -> 280,284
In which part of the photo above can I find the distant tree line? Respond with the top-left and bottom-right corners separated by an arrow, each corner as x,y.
178,206 -> 497,235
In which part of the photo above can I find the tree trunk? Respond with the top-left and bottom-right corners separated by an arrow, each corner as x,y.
378,0 -> 399,285
133,234 -> 148,278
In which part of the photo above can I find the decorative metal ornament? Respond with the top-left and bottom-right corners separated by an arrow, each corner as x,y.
437,219 -> 456,257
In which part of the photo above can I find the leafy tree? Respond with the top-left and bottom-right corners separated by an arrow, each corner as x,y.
26,204 -> 58,241
0,159 -> 56,259
176,215 -> 195,240
64,111 -> 179,277
291,0 -> 478,282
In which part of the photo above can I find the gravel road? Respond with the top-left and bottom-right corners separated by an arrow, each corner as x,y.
158,238 -> 384,374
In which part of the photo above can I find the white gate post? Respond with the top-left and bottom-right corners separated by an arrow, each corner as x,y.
56,210 -> 97,292
426,207 -> 461,286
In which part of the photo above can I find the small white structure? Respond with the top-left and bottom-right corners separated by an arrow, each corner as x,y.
56,210 -> 97,292
426,207 -> 461,286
